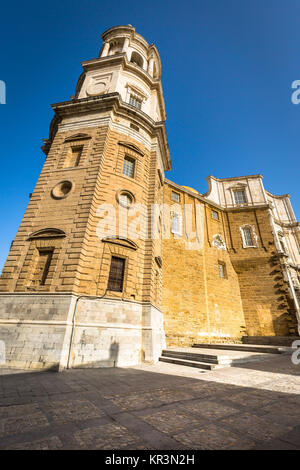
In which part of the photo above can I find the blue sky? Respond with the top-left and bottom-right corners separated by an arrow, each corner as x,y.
0,0 -> 299,271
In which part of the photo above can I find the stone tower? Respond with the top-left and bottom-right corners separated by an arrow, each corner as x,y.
0,25 -> 171,370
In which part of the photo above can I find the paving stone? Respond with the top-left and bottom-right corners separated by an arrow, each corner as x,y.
173,424 -> 255,450
219,412 -> 293,442
104,391 -> 165,411
141,408 -> 200,434
44,398 -> 105,424
179,399 -> 240,421
0,411 -> 49,437
0,356 -> 299,450
73,422 -> 146,450
6,435 -> 63,450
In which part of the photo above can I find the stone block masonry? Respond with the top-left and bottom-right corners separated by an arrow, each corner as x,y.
0,294 -> 165,370
0,25 -> 299,370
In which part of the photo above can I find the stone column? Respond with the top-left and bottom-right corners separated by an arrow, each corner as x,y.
148,57 -> 154,76
122,37 -> 130,53
101,42 -> 110,57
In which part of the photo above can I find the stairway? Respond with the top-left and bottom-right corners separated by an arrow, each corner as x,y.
241,336 -> 299,347
159,342 -> 295,371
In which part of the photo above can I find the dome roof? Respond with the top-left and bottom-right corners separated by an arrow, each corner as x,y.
182,185 -> 199,194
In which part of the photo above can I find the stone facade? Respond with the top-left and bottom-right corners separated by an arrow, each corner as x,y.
162,178 -> 300,346
0,25 -> 299,370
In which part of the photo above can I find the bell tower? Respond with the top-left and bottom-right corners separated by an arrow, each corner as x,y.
0,25 -> 171,370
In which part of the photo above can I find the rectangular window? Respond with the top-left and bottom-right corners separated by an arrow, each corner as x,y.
243,227 -> 254,246
123,156 -> 135,178
212,210 -> 219,220
171,213 -> 182,235
107,256 -> 125,292
129,95 -> 142,109
35,249 -> 53,286
234,190 -> 247,205
218,262 -> 226,279
64,146 -> 83,168
172,191 -> 180,202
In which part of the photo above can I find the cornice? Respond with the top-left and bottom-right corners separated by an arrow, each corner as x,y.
164,179 -> 271,212
51,93 -> 171,171
80,54 -> 166,120
265,190 -> 290,199
273,219 -> 300,229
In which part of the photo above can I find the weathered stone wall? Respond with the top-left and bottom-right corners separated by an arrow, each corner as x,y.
225,208 -> 298,336
162,184 -> 246,347
0,294 -> 165,370
161,183 -> 298,346
0,294 -> 76,370
0,125 -> 162,308
69,298 -> 165,368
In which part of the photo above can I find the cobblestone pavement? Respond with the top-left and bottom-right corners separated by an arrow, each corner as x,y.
0,355 -> 299,450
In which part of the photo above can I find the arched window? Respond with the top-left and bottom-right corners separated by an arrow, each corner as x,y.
130,51 -> 144,68
108,40 -> 122,55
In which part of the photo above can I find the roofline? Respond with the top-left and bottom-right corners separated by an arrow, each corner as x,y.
207,174 -> 264,182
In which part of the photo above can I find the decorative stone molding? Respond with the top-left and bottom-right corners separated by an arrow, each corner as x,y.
86,73 -> 113,97
125,82 -> 148,103
118,140 -> 144,156
28,228 -> 66,240
102,236 -> 138,250
212,234 -> 226,250
240,224 -> 258,248
116,189 -> 135,208
64,133 -> 91,142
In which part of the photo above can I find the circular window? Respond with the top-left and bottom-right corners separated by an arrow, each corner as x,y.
116,190 -> 135,208
51,180 -> 73,199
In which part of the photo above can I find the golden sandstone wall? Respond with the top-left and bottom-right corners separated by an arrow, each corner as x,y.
162,182 -> 298,347
0,127 -> 162,310
225,208 -> 298,337
0,124 -> 166,369
162,183 -> 246,346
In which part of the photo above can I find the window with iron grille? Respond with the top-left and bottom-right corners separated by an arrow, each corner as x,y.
123,156 -> 135,178
107,256 -> 125,292
129,95 -> 142,109
243,227 -> 254,246
234,190 -> 247,204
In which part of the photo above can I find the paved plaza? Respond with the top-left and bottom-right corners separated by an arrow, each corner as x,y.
0,355 -> 300,450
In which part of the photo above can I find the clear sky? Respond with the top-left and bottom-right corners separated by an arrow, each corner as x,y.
0,0 -> 299,272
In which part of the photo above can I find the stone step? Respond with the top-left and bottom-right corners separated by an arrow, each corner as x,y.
161,349 -> 230,364
192,343 -> 288,355
242,336 -> 300,347
161,347 -> 280,366
159,356 -> 224,370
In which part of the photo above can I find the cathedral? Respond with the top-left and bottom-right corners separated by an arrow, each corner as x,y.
0,25 -> 299,370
